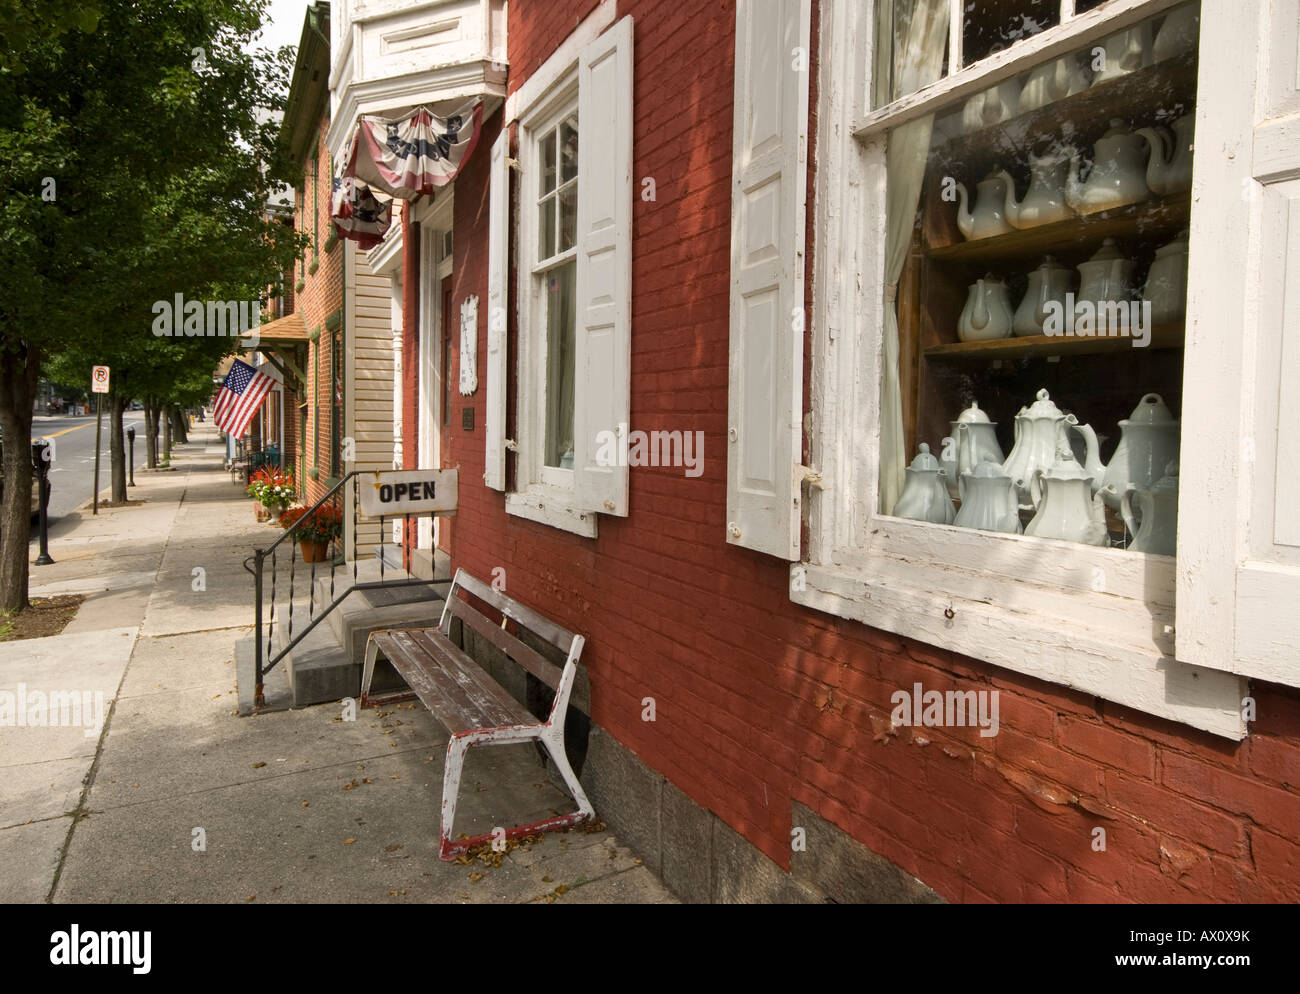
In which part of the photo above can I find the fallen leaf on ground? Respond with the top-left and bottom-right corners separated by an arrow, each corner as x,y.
384,844 -> 403,852
252,762 -> 266,769
542,876 -> 553,883
469,872 -> 483,882
301,801 -> 310,807
343,838 -> 356,845
555,885 -> 568,895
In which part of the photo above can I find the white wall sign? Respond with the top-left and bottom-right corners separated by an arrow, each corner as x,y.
91,366 -> 110,394
459,294 -> 478,395
357,468 -> 459,518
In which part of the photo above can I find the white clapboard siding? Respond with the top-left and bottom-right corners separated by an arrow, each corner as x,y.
346,242 -> 398,558
572,16 -> 633,516
485,126 -> 510,491
726,0 -> 810,560
1177,0 -> 1300,688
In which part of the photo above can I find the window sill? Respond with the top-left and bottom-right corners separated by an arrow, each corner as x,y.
790,558 -> 1247,741
505,485 -> 598,539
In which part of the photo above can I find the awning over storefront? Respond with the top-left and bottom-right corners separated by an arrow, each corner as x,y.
331,99 -> 484,249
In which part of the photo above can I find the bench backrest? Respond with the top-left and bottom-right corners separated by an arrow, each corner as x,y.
438,568 -> 585,718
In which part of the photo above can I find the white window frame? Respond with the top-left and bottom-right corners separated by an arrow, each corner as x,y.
799,0 -> 1248,739
507,74 -> 598,539
501,3 -> 621,540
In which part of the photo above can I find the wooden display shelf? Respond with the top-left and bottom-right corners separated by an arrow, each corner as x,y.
924,322 -> 1184,361
926,192 -> 1190,264
929,53 -> 1198,176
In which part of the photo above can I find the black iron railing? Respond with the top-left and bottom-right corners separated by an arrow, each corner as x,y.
242,471 -> 440,709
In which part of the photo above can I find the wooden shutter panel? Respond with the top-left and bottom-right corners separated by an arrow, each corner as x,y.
573,16 -> 633,516
726,0 -> 810,560
1178,0 -> 1300,688
484,126 -> 509,492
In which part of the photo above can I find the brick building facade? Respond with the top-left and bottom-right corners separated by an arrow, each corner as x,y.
332,0 -> 1300,903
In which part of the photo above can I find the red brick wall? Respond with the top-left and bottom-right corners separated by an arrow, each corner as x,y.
406,2 -> 1300,904
295,110 -> 344,506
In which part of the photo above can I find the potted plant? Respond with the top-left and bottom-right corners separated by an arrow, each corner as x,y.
246,467 -> 295,522
279,503 -> 343,563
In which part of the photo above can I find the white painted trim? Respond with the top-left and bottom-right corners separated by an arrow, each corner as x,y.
503,0 -> 616,122
328,66 -> 506,157
801,0 -> 1249,735
367,224 -> 404,276
505,488 -> 599,539
855,0 -> 1185,137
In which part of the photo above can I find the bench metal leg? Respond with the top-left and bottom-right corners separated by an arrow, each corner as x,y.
436,724 -> 595,862
540,725 -> 595,821
360,636 -> 380,708
439,734 -> 472,860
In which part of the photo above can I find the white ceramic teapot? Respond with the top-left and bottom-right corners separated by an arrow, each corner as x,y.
1091,23 -> 1153,84
955,461 -> 1022,534
1014,256 -> 1074,336
955,170 -> 1015,240
1019,54 -> 1089,112
940,401 -> 1005,494
1075,392 -> 1181,510
1066,120 -> 1152,214
1136,114 -> 1194,196
1004,152 -> 1073,229
1025,447 -> 1115,546
1122,460 -> 1179,555
958,277 -> 1014,342
893,443 -> 956,524
961,79 -> 1021,133
1001,389 -> 1092,508
1143,230 -> 1189,323
1153,3 -> 1200,62
1076,238 -> 1137,331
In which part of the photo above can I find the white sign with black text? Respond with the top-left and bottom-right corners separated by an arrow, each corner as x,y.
357,468 -> 459,518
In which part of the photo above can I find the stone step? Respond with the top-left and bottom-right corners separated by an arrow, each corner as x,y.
281,615 -> 356,708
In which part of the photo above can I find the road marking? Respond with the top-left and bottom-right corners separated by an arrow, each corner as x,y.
40,422 -> 98,439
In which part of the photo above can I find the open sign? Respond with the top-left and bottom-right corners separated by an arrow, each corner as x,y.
357,468 -> 459,518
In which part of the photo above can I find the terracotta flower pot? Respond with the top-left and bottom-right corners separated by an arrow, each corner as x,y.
300,538 -> 331,563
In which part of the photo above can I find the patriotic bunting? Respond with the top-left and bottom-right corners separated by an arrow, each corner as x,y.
330,99 -> 484,249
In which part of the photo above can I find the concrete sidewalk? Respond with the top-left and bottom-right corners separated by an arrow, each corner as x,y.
0,420 -> 674,904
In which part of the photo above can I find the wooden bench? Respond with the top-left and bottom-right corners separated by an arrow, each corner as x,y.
360,568 -> 595,860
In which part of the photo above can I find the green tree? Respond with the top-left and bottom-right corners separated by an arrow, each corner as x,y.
0,0 -> 301,613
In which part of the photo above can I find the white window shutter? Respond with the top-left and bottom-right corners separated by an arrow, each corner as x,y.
484,126 -> 509,492
573,16 -> 633,516
1177,0 -> 1300,688
726,0 -> 810,560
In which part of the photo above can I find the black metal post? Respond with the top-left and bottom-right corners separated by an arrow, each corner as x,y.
254,548 -> 265,709
31,440 -> 53,566
126,425 -> 136,487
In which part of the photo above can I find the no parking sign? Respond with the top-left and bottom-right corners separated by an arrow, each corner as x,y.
91,365 -> 110,394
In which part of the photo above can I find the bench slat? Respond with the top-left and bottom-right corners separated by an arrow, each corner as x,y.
446,595 -> 565,692
371,632 -> 476,735
392,630 -> 533,729
454,571 -> 577,653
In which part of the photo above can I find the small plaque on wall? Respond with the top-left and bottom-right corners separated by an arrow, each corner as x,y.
462,406 -> 474,431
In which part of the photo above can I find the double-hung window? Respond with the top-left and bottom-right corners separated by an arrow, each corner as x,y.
483,12 -> 634,537
728,0 -> 1300,739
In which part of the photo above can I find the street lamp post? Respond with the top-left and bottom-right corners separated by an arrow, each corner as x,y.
127,425 -> 136,487
30,440 -> 54,566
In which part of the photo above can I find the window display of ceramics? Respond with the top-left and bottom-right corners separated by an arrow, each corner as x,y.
892,443 -> 956,524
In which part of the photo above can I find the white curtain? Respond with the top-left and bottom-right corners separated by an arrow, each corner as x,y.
879,0 -> 950,515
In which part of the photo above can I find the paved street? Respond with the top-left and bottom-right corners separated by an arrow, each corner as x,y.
0,421 -> 673,904
30,413 -> 149,522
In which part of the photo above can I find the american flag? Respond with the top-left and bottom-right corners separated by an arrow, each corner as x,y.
213,359 -> 276,439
